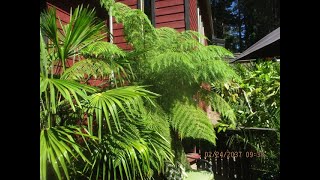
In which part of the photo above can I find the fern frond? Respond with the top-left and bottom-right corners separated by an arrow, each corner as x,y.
195,56 -> 239,83
150,51 -> 194,71
141,111 -> 171,142
99,0 -> 115,9
206,45 -> 234,59
61,59 -> 113,81
170,102 -> 216,144
210,92 -> 237,125
180,30 -> 208,42
102,1 -> 157,51
81,41 -> 125,58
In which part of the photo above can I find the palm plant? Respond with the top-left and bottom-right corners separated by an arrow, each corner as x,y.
40,5 -> 172,180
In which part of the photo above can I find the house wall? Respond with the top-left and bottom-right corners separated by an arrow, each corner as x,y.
154,0 -> 186,32
46,0 -> 212,49
189,0 -> 198,31
114,0 -> 138,50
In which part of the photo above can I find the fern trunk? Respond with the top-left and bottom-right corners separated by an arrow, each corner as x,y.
171,129 -> 190,170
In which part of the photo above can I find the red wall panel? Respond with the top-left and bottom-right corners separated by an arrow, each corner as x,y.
189,0 -> 198,31
156,0 -> 184,8
156,20 -> 185,29
155,4 -> 184,16
114,0 -> 138,50
155,13 -> 184,24
154,0 -> 186,32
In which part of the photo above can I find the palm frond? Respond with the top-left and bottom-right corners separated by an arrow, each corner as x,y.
40,75 -> 97,115
85,86 -> 159,138
40,126 -> 95,180
40,7 -> 59,49
139,113 -> 174,172
40,5 -> 107,71
85,119 -> 172,180
141,111 -> 171,142
170,102 -> 216,144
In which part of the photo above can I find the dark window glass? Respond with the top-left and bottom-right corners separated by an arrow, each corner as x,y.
144,0 -> 152,23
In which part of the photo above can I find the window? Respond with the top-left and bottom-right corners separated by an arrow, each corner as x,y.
139,0 -> 153,25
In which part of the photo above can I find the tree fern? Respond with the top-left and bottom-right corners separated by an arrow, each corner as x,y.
100,0 -> 157,51
61,59 -> 113,81
210,92 -> 237,125
81,41 -> 125,59
170,102 -> 216,144
81,41 -> 133,86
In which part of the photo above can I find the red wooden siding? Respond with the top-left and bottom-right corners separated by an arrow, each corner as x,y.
155,13 -> 184,24
114,0 -> 138,50
176,28 -> 185,32
156,0 -> 184,8
155,5 -> 184,16
154,0 -> 186,31
156,21 -> 185,29
189,0 -> 198,31
117,0 -> 137,6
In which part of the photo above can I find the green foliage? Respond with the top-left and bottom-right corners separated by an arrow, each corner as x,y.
65,41 -> 134,87
233,61 -> 280,128
81,41 -> 125,58
40,126 -> 96,180
100,0 -> 157,51
137,28 -> 239,111
40,5 -> 106,71
98,2 -> 240,179
141,28 -> 238,85
40,5 -> 170,180
84,86 -> 158,138
210,92 -> 237,125
83,119 -> 173,180
61,59 -> 113,81
40,75 -> 96,115
40,1 -> 241,179
218,60 -> 280,178
171,102 -> 216,144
